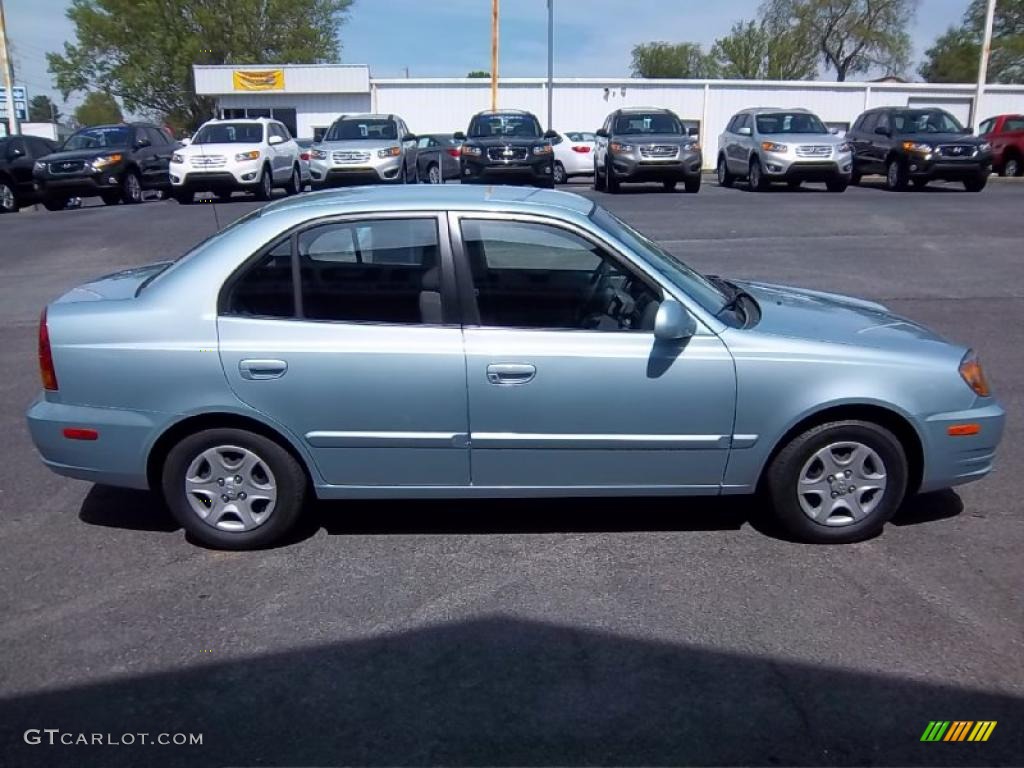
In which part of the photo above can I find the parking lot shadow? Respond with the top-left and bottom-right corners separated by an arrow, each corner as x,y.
78,484 -> 180,533
0,615 -> 1019,767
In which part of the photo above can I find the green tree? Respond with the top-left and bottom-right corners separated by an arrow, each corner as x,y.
920,0 -> 1024,83
630,42 -> 717,78
710,19 -> 817,79
466,70 -> 491,78
48,0 -> 353,132
73,91 -> 123,125
29,94 -> 62,123
765,0 -> 917,81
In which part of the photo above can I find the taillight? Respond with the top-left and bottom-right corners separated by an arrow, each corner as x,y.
572,146 -> 591,153
447,148 -> 461,158
300,152 -> 310,161
39,308 -> 58,391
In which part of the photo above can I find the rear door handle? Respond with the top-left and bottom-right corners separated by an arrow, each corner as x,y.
239,359 -> 288,380
486,363 -> 536,386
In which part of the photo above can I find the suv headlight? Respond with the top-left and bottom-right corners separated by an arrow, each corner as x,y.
610,142 -> 633,153
310,148 -> 328,160
682,140 -> 701,151
460,144 -> 482,156
761,141 -> 788,153
91,153 -> 123,170
979,142 -> 992,153
34,160 -> 46,172
838,142 -> 854,153
902,141 -> 933,154
959,350 -> 991,397
378,146 -> 401,158
532,144 -> 553,155
171,152 -> 184,164
235,150 -> 261,161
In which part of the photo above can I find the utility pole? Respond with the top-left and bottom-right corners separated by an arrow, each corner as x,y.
0,0 -> 20,136
546,0 -> 553,131
973,0 -> 997,130
490,0 -> 499,111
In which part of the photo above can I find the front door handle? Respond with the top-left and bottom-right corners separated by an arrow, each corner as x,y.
239,359 -> 288,380
486,363 -> 536,386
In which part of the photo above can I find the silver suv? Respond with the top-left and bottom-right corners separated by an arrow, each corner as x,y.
594,107 -> 702,193
309,113 -> 418,188
717,108 -> 853,192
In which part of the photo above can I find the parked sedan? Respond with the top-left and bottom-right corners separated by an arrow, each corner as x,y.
552,131 -> 596,184
414,134 -> 461,184
27,186 -> 1004,549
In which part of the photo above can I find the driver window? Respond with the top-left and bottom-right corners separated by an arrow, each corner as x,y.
461,219 -> 661,332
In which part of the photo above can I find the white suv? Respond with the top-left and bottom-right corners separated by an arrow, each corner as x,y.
309,114 -> 418,187
170,118 -> 303,203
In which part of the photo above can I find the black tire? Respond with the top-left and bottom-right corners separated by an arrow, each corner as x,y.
717,156 -> 734,188
593,159 -> 606,191
173,190 -> 194,204
684,176 -> 701,193
749,158 -> 769,191
425,163 -> 441,184
826,178 -> 849,193
553,161 -> 567,185
1000,155 -> 1021,177
850,170 -> 862,186
101,193 -> 121,206
787,180 -> 802,190
765,420 -> 908,544
42,196 -> 67,211
884,158 -> 908,191
120,170 -> 143,204
162,428 -> 307,550
963,174 -> 988,193
285,165 -> 301,195
911,178 -> 929,190
662,179 -> 677,192
605,159 -> 620,193
255,167 -> 273,201
0,180 -> 18,213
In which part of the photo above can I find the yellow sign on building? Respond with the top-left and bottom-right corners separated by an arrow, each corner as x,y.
232,69 -> 285,92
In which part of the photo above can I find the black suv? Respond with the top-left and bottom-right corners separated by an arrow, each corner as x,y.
454,110 -> 558,187
0,134 -> 58,213
847,107 -> 993,192
33,122 -> 175,209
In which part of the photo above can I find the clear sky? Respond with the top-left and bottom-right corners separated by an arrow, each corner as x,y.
7,0 -> 973,115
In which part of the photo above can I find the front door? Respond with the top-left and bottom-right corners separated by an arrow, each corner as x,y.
452,214 -> 736,491
217,213 -> 470,488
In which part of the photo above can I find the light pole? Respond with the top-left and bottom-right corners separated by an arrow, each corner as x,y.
490,0 -> 499,111
973,0 -> 997,131
546,0 -> 553,131
0,0 -> 20,136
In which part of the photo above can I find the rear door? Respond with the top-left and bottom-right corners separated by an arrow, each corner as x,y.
144,127 -> 172,187
217,212 -> 470,489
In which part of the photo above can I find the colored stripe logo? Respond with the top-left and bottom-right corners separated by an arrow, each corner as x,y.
921,721 -> 997,742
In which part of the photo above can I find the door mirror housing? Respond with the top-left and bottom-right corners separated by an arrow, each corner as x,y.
654,300 -> 697,341
543,129 -> 559,139
596,128 -> 609,138
403,133 -> 418,143
7,146 -> 25,159
874,125 -> 891,137
688,126 -> 700,137
179,136 -> 191,146
268,134 -> 285,146
453,131 -> 466,141
134,138 -> 151,149
738,126 -> 752,137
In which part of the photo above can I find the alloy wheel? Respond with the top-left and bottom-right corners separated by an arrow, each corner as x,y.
125,173 -> 141,202
428,164 -> 441,184
0,182 -> 14,212
553,162 -> 566,184
797,441 -> 888,526
717,160 -> 727,185
1005,158 -> 1021,177
184,445 -> 278,532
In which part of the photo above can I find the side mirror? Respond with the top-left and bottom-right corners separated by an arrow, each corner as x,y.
179,136 -> 191,146
960,127 -> 972,135
543,129 -> 558,139
738,126 -> 752,137
654,300 -> 697,341
874,125 -> 891,137
7,146 -> 25,159
404,133 -> 418,143
453,131 -> 466,141
688,126 -> 699,137
596,128 -> 609,138
829,126 -> 840,135
134,138 -> 151,149
268,134 -> 284,145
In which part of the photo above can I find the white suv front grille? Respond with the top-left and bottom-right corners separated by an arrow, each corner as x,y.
191,155 -> 226,168
795,145 -> 832,158
332,150 -> 371,164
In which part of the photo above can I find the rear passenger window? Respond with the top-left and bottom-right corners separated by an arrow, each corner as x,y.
228,240 -> 294,318
298,219 -> 440,324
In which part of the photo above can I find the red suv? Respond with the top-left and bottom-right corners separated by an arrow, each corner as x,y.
979,114 -> 1024,177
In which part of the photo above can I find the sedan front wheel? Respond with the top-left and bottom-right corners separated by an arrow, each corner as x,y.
765,420 -> 908,543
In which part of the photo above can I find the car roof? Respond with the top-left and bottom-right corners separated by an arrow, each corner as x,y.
203,117 -> 276,124
616,106 -> 675,114
335,113 -> 395,120
259,184 -> 595,219
740,107 -> 812,115
472,109 -> 534,116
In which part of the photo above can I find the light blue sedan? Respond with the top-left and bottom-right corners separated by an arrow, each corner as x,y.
27,186 -> 1005,548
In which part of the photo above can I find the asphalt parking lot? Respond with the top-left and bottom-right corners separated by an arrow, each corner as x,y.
1,177 -> 1022,767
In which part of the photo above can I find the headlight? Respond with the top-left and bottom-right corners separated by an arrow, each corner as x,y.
902,141 -> 932,154
838,142 -> 854,153
235,150 -> 261,161
310,148 -> 328,160
34,160 -> 46,172
761,142 -> 788,153
979,142 -> 991,153
683,141 -> 701,151
609,142 -> 633,153
460,144 -> 482,156
378,146 -> 401,158
532,144 -> 553,155
91,153 -> 123,170
959,351 -> 991,397
171,152 -> 184,164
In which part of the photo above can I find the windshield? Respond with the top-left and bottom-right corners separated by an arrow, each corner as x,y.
468,113 -> 542,139
193,122 -> 264,144
63,126 -> 131,151
893,109 -> 963,134
613,113 -> 682,135
326,118 -> 397,141
590,206 -> 727,315
756,113 -> 828,134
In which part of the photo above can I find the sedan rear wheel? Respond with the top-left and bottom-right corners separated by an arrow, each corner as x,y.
765,420 -> 907,543
163,428 -> 306,550
427,163 -> 442,184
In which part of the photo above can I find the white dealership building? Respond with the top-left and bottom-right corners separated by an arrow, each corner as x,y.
194,64 -> 1024,170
